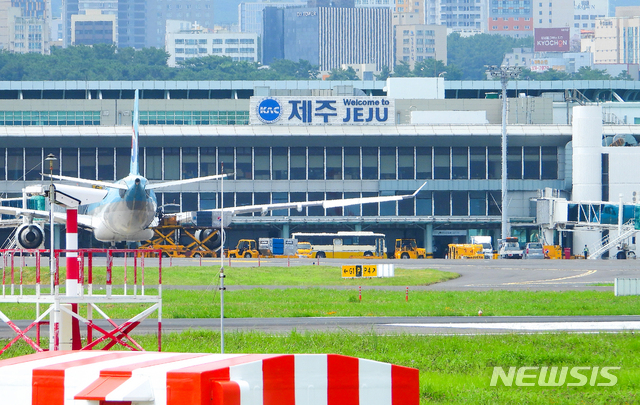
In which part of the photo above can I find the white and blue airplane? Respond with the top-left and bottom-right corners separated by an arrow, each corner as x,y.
0,90 -> 426,249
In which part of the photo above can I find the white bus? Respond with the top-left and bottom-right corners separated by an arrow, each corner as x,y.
291,231 -> 386,259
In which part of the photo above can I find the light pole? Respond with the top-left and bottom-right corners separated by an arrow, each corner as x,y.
486,66 -> 521,241
44,153 -> 57,292
436,71 -> 446,99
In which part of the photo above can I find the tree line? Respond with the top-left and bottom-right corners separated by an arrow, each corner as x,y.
0,38 -> 633,81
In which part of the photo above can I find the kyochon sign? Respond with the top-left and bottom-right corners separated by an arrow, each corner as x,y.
250,96 -> 396,125
534,28 -> 570,52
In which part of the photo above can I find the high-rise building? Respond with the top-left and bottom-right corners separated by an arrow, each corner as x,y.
0,0 -> 14,50
166,22 -> 258,67
62,0 -> 120,46
591,9 -> 640,64
393,13 -> 446,69
117,0 -> 147,49
573,0 -> 609,32
355,0 -> 392,8
239,1 -> 305,35
424,0 -> 437,25
146,0 -> 216,49
71,9 -> 116,46
62,0 -> 78,47
12,0 -> 47,18
62,0 -> 217,50
394,0 -> 425,23
307,0 -> 354,6
62,0 -> 214,49
532,0 -> 573,31
488,0 -> 533,37
0,0 -> 50,53
262,7 -> 286,64
438,0 -> 487,34
264,6 -> 393,72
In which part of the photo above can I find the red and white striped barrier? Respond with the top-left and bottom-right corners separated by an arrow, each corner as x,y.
0,351 -> 419,405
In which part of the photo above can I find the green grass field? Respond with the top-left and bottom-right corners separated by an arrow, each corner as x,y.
1,288 -> 639,319
2,331 -> 638,404
0,264 -> 458,286
1,265 -> 639,403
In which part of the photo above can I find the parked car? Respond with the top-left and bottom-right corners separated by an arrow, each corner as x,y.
498,237 -> 523,259
523,242 -> 545,259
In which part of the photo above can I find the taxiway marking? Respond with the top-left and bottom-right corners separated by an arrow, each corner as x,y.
386,321 -> 640,331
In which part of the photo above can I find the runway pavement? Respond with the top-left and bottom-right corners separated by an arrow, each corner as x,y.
4,315 -> 640,340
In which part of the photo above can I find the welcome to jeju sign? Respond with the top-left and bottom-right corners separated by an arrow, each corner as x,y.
250,96 -> 396,125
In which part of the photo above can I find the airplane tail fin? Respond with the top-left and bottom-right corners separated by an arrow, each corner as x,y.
130,89 -> 140,176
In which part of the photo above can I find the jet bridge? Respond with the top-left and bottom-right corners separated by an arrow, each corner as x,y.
537,191 -> 640,259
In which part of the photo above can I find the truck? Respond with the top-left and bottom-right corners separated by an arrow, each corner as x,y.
296,241 -> 313,258
394,239 -> 426,259
498,237 -> 523,259
470,235 -> 493,259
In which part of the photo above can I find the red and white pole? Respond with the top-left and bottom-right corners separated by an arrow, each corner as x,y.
65,208 -> 81,349
65,209 -> 79,295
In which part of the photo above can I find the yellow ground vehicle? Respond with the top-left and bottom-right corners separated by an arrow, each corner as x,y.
543,245 -> 562,259
296,241 -> 313,258
227,239 -> 260,258
394,239 -> 426,259
448,244 -> 484,259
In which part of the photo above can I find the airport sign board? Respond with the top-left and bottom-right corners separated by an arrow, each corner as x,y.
341,265 -> 377,278
250,96 -> 395,126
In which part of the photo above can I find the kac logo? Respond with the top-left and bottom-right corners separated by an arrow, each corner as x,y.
257,98 -> 282,123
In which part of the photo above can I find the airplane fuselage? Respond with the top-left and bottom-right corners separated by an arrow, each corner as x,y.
84,174 -> 157,242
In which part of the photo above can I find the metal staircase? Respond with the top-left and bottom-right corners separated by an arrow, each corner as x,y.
0,224 -> 19,250
588,220 -> 637,259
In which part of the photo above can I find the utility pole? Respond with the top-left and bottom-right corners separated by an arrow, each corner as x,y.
486,66 -> 521,240
44,154 -> 57,293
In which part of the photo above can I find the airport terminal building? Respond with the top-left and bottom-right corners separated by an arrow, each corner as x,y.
1,79 -> 640,257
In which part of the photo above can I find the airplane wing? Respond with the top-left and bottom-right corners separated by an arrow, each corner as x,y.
45,173 -> 228,191
44,174 -> 128,190
0,204 -> 96,229
54,184 -> 109,205
221,182 -> 427,215
147,174 -> 228,190
0,206 -> 67,224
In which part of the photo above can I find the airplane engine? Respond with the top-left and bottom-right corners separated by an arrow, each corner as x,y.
195,229 -> 222,250
16,224 -> 45,249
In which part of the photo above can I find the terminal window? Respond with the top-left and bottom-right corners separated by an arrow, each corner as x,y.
0,111 -> 100,126
0,145 -> 559,185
